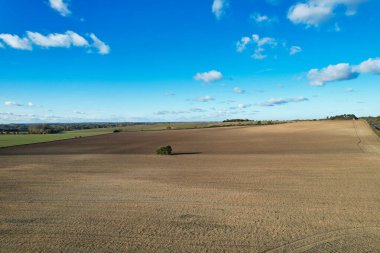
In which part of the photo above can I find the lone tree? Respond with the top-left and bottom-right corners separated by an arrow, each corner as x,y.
156,145 -> 172,155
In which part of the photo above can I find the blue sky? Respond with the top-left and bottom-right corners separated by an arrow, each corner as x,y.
0,0 -> 379,123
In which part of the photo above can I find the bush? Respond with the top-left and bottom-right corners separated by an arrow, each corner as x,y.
156,145 -> 172,155
113,129 -> 122,133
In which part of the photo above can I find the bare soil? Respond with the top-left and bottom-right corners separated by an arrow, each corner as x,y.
1,120 -> 379,252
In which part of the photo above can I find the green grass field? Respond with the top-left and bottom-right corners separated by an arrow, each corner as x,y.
0,128 -> 115,148
0,121 -> 276,148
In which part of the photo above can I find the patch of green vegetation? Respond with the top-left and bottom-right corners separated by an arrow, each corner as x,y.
362,116 -> 380,137
0,128 -> 115,148
156,145 -> 172,155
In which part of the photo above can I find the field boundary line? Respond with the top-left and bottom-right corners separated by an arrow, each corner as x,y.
353,120 -> 365,153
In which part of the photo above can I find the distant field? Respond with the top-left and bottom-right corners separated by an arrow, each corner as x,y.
0,121 -> 274,148
0,128 -> 114,148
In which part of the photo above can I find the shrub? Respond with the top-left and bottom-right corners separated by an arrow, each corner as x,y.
113,129 -> 122,133
156,145 -> 172,155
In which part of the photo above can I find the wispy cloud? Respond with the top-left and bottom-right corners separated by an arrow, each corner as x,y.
156,108 -> 207,116
229,103 -> 252,110
290,45 -> 302,55
250,13 -> 276,25
90,33 -> 111,55
212,0 -> 228,20
195,96 -> 215,102
4,101 -> 37,107
236,37 -> 251,53
194,70 -> 223,83
259,97 -> 309,107
0,112 -> 67,123
4,101 -> 23,107
236,34 -> 280,60
233,87 -> 246,94
49,0 -> 71,17
0,31 -> 110,55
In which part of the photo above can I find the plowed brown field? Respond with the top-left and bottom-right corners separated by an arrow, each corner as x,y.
1,120 -> 379,252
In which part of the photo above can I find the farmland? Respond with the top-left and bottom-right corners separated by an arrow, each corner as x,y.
0,120 -> 275,148
0,120 -> 379,252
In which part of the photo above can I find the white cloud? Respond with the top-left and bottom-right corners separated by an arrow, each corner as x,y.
356,58 -> 380,74
237,34 -> 278,60
236,37 -> 251,53
259,97 -> 309,107
233,87 -> 246,94
0,31 -> 110,55
49,0 -> 71,17
156,108 -> 207,115
27,31 -> 89,48
290,45 -> 302,55
308,58 -> 380,86
250,13 -> 274,24
195,96 -> 215,102
307,63 -> 359,86
194,70 -> 223,83
212,0 -> 228,20
288,2 -> 332,27
252,34 -> 277,59
288,0 -> 366,27
0,34 -> 32,50
27,102 -> 34,107
90,33 -> 110,55
252,34 -> 277,47
4,101 -> 23,107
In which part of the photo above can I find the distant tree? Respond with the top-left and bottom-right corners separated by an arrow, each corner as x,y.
328,114 -> 358,120
223,119 -> 250,122
156,145 -> 172,155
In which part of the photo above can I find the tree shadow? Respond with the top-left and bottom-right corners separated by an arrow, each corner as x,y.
171,152 -> 202,156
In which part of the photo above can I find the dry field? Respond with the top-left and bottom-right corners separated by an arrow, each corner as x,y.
0,120 -> 379,252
